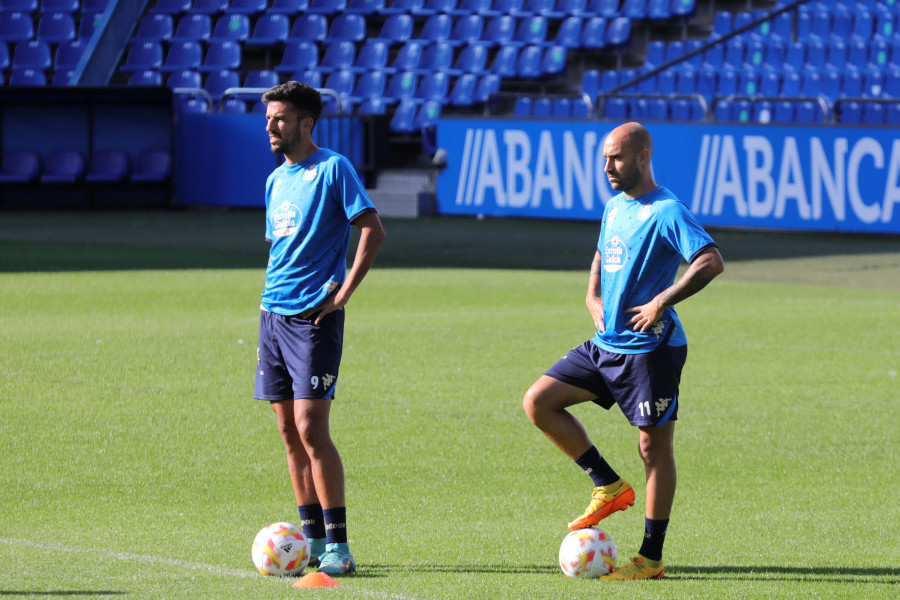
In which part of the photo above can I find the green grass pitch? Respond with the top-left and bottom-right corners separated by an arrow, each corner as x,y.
0,211 -> 898,599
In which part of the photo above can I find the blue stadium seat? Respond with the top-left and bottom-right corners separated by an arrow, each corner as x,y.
448,15 -> 483,47
513,96 -> 532,116
13,40 -> 52,72
0,11 -> 33,44
488,45 -> 517,77
290,68 -> 320,87
226,0 -> 268,15
41,149 -> 85,182
419,14 -> 452,44
200,39 -> 241,72
9,68 -> 46,84
550,16 -> 583,49
151,0 -> 193,16
447,43 -> 487,75
773,100 -> 793,123
204,68 -> 241,99
289,14 -> 327,43
160,40 -> 203,72
713,98 -> 730,121
389,99 -> 419,133
346,0 -> 384,14
86,149 -> 130,183
675,68 -> 696,94
604,16 -> 630,47
484,0 -> 522,17
210,14 -> 249,42
374,14 -> 413,46
794,101 -> 818,124
415,71 -> 449,102
275,41 -> 317,73
868,38 -> 889,70
266,0 -> 309,13
862,102 -> 884,124
581,17 -> 606,50
347,69 -> 386,107
571,95 -> 589,117
781,70 -> 800,97
171,14 -> 212,43
0,149 -> 41,183
316,41 -> 356,74
357,97 -> 386,115
710,10 -> 731,38
188,0 -> 229,15
244,69 -> 278,88
551,97 -> 571,117
604,97 -> 627,118
386,40 -> 425,73
801,71 -> 821,97
132,14 -> 174,43
696,69 -> 715,101
842,69 -> 862,98
37,12 -> 77,44
821,70 -> 841,102
585,0 -> 618,17
580,69 -> 599,99
82,0 -> 112,14
323,68 -> 355,98
380,0 -> 424,15
413,0 -> 458,15
547,0 -> 585,19
448,0 -> 491,16
478,15 -> 515,48
510,0 -> 553,17
40,0 -> 78,13
0,0 -> 38,13
759,70 -> 779,97
541,45 -> 566,76
472,72 -> 499,104
166,69 -> 203,88
510,15 -> 547,47
657,69 -> 674,93
886,68 -> 900,98
874,11 -> 896,40
349,39 -> 388,73
246,13 -> 289,46
132,149 -> 172,183
54,39 -> 85,71
384,70 -> 418,104
129,69 -> 164,86
414,41 -> 453,73
532,97 -> 551,116
447,72 -> 477,106
669,0 -> 695,20
886,103 -> 900,125
716,69 -> 737,95
306,0 -> 346,15
783,41 -> 804,72
325,13 -> 365,43
863,70 -> 884,98
516,44 -> 542,78
839,100 -> 861,123
222,98 -> 248,113
647,0 -> 670,20
622,0 -> 647,19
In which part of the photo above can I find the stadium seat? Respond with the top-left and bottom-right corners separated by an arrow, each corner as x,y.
166,68 -> 202,88
346,0 -> 384,15
120,41 -> 164,72
839,100 -> 861,123
580,69 -> 599,100
37,12 -> 76,44
306,0 -> 346,15
356,97 -> 386,115
0,149 -> 41,183
420,14 -> 452,44
316,41 -> 356,74
384,70 -> 418,104
541,45 -> 566,76
472,73 -> 499,104
528,96 -> 548,117
160,40 -> 203,72
54,38 -> 86,71
244,69 -> 279,89
477,15 -> 515,48
222,98 -> 248,113
201,40 -> 241,72
546,0 -> 585,20
132,14 -> 174,43
604,97 -> 627,118
374,14 -> 413,46
131,149 -> 172,182
380,0 -> 424,15
585,0 -> 618,17
346,69 -> 386,107
581,17 -> 606,50
225,0 -> 268,15
862,102 -> 884,124
78,13 -> 102,40
275,41 -> 317,73
448,0 -> 490,16
210,14 -> 249,42
571,96 -> 589,117
348,39 -> 388,73
40,0 -> 78,13
447,43 -> 487,75
414,0 -> 458,15
86,149 -> 130,183
795,101 -> 818,124
246,13 -> 289,46
622,0 -> 647,19
886,103 -> 900,125
550,97 -> 570,117
415,71 -> 449,102
266,0 -> 309,14
325,13 -> 365,43
390,99 -> 419,133
510,16 -> 547,47
551,17 -> 583,49
129,69 -> 164,86
448,15 -> 483,48
447,72 -> 477,106
0,11 -> 34,44
842,69 -> 862,98
781,71 -> 800,97
322,68 -> 355,98
289,14 -> 327,43
386,40 -> 425,73
0,0 -> 38,13
773,100 -> 793,123
172,14 -> 212,42
713,98 -> 731,121
290,68 -> 321,87
187,0 -> 229,15
488,45 -> 518,77
41,149 -> 85,182
204,68 -> 241,99
151,0 -> 193,15
13,40 -> 52,72
414,41 -> 453,74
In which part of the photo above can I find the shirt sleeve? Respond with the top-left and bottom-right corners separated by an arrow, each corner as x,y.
659,200 -> 716,262
332,155 -> 376,221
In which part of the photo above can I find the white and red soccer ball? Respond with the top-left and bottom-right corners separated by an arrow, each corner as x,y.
558,527 -> 617,578
251,522 -> 310,576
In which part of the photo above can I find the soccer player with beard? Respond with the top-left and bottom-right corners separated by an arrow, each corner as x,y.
523,122 -> 724,579
254,81 -> 385,575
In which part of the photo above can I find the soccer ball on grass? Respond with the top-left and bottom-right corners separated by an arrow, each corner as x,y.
558,527 -> 617,578
251,522 -> 310,576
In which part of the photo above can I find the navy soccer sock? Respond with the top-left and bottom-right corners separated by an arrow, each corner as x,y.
298,504 -> 327,540
574,445 -> 620,487
323,507 -> 348,545
638,517 -> 669,562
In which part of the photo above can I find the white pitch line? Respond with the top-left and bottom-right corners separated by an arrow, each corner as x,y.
0,538 -> 426,600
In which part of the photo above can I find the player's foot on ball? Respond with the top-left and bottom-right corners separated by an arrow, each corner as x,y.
599,555 -> 664,580
307,538 -> 326,569
316,543 -> 356,575
567,478 -> 635,530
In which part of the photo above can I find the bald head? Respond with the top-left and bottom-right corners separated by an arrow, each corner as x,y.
603,122 -> 657,199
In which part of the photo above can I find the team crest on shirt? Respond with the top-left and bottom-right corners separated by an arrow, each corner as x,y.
603,235 -> 628,273
605,207 -> 618,232
303,165 -> 317,181
272,200 -> 301,237
638,203 -> 653,221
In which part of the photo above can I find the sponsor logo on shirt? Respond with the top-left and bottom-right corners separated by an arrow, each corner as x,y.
272,201 -> 301,237
603,235 -> 628,273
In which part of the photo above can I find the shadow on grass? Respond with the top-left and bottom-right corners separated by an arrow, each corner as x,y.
669,565 -> 900,583
358,564 -> 561,576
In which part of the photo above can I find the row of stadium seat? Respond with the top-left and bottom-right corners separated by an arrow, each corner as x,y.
0,148 -> 172,184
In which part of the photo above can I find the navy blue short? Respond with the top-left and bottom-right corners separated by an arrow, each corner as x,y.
544,340 -> 687,426
254,308 -> 344,402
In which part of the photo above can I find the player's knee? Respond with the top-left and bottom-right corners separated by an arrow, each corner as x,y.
522,385 -> 549,424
